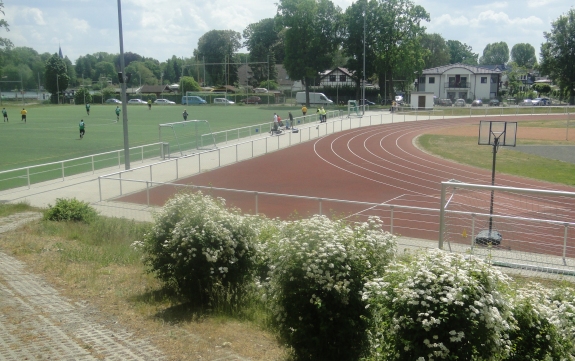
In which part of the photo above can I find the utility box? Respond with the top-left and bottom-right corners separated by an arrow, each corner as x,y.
410,92 -> 434,110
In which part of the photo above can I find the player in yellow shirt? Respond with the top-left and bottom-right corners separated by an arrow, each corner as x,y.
21,108 -> 27,123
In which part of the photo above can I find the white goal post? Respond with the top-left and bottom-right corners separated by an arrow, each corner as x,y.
439,181 -> 575,276
158,119 -> 217,158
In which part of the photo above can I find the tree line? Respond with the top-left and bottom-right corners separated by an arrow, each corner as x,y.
0,0 -> 574,104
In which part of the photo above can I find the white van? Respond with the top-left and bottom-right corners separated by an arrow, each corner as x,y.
296,92 -> 333,105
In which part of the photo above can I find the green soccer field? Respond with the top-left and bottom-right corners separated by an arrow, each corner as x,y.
0,103 -> 303,172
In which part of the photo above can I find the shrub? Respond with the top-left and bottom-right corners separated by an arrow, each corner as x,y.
363,250 -> 514,361
264,215 -> 396,361
506,283 -> 572,361
43,198 -> 98,223
139,192 -> 259,307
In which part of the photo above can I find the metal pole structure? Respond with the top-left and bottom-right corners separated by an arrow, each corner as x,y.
362,5 -> 366,115
56,73 -> 59,104
20,73 -> 24,106
117,0 -> 131,170
488,136 -> 499,233
267,55 -> 270,106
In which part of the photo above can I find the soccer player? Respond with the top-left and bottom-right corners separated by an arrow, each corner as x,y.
86,103 -> 90,115
79,119 -> 86,139
301,105 -> 307,116
147,99 -> 152,110
21,108 -> 27,123
2,107 -> 7,122
115,106 -> 121,122
183,109 -> 188,121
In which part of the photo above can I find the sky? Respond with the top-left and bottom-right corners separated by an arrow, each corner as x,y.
2,0 -> 574,64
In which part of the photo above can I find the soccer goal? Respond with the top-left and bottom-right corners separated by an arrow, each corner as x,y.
439,180 -> 575,276
158,120 -> 217,158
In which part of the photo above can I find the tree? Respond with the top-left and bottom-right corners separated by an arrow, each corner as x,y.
532,83 -> 551,95
341,0 -> 379,100
180,76 -> 200,94
539,9 -> 575,104
94,62 -> 116,82
446,40 -> 478,65
74,87 -> 92,104
0,1 -> 13,53
44,54 -> 69,103
125,61 -> 157,86
420,33 -> 450,68
373,0 -> 429,101
194,30 -> 242,86
276,0 -> 342,106
479,41 -> 509,65
511,43 -> 538,68
243,18 -> 283,85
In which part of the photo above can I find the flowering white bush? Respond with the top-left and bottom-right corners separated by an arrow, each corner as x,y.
139,191 -> 260,305
363,250 -> 514,361
506,283 -> 574,360
264,215 -> 396,361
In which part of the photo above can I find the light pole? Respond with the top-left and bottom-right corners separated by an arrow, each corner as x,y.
362,5 -> 366,115
117,0 -> 130,170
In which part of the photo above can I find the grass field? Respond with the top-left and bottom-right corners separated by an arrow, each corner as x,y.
417,119 -> 575,186
0,103 -> 305,172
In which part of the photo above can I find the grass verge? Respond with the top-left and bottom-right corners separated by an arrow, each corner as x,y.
0,215 -> 287,360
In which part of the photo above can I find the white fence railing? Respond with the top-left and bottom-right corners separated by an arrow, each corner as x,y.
0,142 -> 164,190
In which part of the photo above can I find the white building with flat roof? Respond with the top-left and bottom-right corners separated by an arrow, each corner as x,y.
417,63 -> 502,101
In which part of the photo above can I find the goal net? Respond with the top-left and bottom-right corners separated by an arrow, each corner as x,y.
159,120 -> 217,158
439,181 -> 575,276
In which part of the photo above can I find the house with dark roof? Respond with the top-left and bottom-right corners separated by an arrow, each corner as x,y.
417,63 -> 502,101
137,85 -> 173,97
318,67 -> 355,87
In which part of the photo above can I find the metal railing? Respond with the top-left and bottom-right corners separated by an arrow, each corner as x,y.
0,142 -> 164,190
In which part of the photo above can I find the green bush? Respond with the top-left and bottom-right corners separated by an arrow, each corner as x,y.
140,191 -> 260,307
264,215 -> 396,361
43,198 -> 98,223
363,250 -> 514,361
506,284 -> 572,361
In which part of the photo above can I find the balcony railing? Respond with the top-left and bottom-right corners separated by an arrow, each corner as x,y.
445,82 -> 470,89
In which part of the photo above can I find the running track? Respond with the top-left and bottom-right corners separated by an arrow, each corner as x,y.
119,114 -> 575,256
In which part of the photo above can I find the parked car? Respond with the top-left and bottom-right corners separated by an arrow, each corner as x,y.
531,98 -> 542,106
540,97 -> 552,105
254,88 -> 268,93
240,96 -> 262,104
436,98 -> 452,106
359,99 -> 375,105
154,99 -> 176,105
471,99 -> 483,106
519,99 -> 533,106
488,99 -> 500,106
454,99 -> 466,107
182,96 -> 207,105
105,98 -> 122,104
213,98 -> 235,105
127,99 -> 146,104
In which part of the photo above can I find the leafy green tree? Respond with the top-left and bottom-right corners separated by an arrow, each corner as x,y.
504,62 -> 529,97
342,0 -> 378,100
75,54 -> 98,81
532,83 -> 551,95
479,41 -> 509,65
373,0 -> 429,100
276,0 -> 343,106
94,62 -> 116,82
63,56 -> 77,86
511,43 -> 538,68
0,1 -> 13,55
125,61 -> 157,86
446,40 -> 478,65
194,30 -> 242,86
243,18 -> 283,85
101,86 -> 116,101
420,33 -> 450,68
539,9 -> 575,104
74,87 -> 92,104
180,76 -> 200,93
259,80 -> 279,90
44,54 -> 69,103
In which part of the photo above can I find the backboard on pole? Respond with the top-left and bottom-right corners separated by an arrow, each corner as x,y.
478,121 -> 517,147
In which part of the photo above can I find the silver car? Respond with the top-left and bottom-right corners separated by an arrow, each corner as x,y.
454,99 -> 466,107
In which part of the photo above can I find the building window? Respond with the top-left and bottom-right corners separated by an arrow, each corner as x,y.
429,77 -> 435,84
329,75 -> 336,82
481,77 -> 487,83
419,76 -> 426,84
340,75 -> 346,82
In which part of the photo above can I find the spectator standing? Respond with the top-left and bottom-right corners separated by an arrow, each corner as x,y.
301,105 -> 307,116
288,112 -> 293,129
